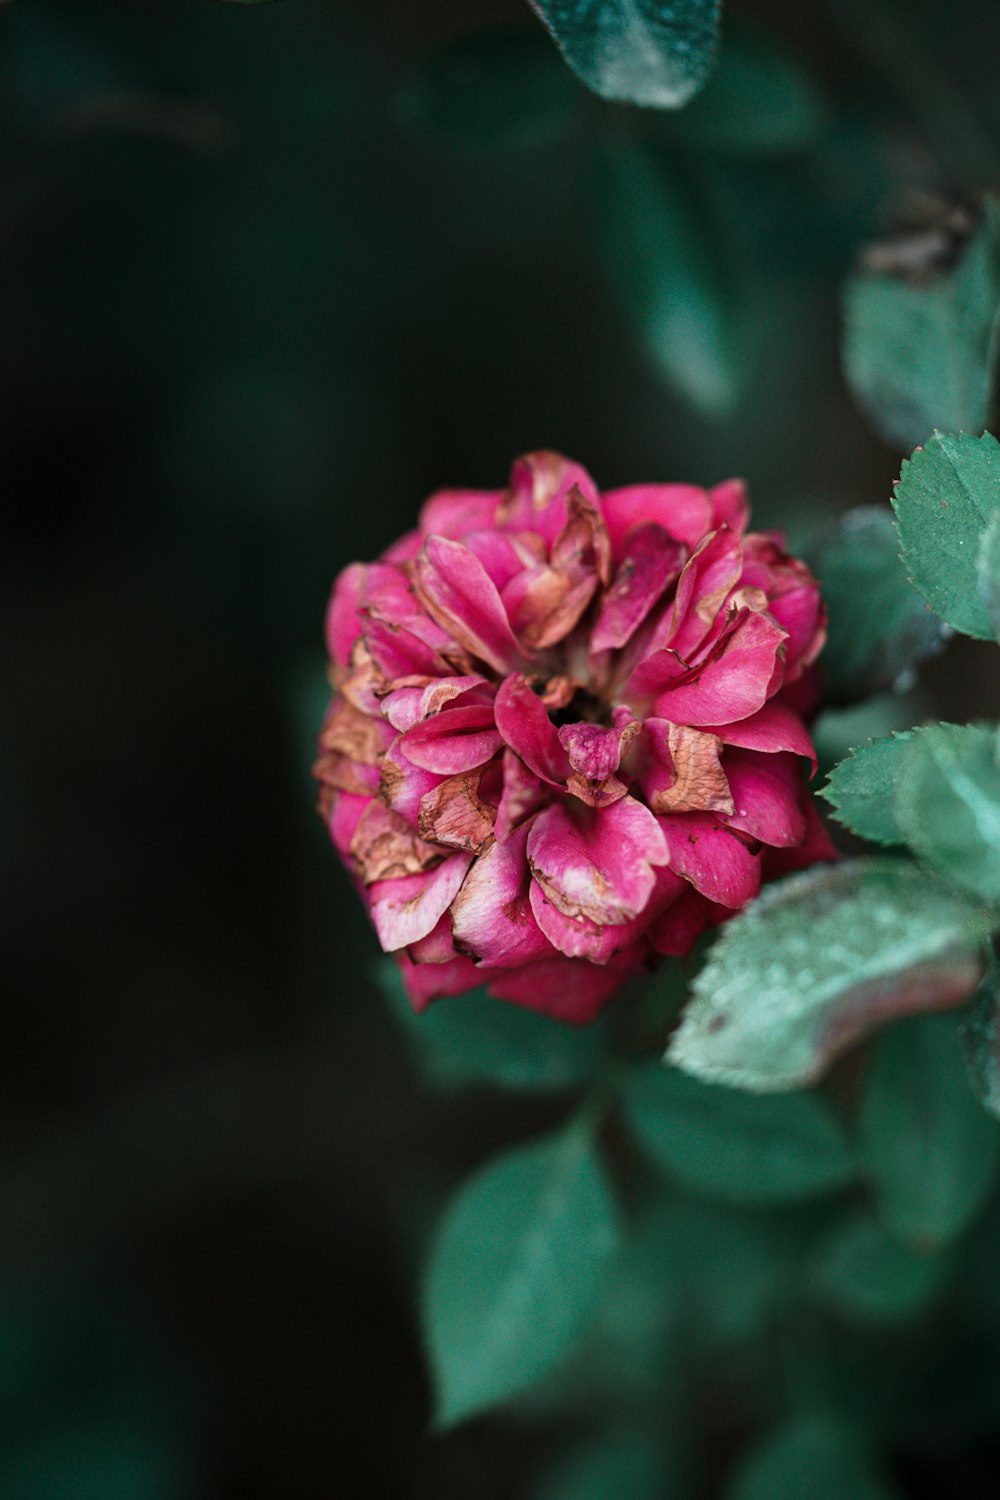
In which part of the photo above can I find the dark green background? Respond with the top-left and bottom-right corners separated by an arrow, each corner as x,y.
3,0 -> 1000,1494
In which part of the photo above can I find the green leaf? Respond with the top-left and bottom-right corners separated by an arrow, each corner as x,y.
623,1062 -> 853,1204
379,962 -> 603,1091
859,1014 -> 1000,1247
668,859 -> 987,1091
959,974 -> 1000,1120
727,1417 -> 898,1500
655,26 -> 825,156
423,1122 -> 621,1425
396,25 -> 581,154
893,723 -> 1000,904
808,507 -> 944,702
843,199 -> 1000,451
976,509 -> 1000,641
810,1212 -> 948,1324
593,141 -> 743,414
821,729 -> 925,846
530,1431 -> 668,1500
528,0 -> 720,110
892,430 -> 1000,638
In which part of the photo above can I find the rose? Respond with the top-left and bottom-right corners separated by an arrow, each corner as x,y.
315,452 -> 835,1024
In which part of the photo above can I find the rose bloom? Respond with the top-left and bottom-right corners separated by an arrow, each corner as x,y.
315,452 -> 835,1024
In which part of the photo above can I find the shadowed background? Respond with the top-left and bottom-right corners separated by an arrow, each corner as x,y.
4,0 -> 1000,1494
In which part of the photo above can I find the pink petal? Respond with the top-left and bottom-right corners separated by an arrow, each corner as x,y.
651,608 -> 788,727
379,740 -> 446,824
600,483 -> 714,556
642,720 -> 734,815
528,881 -> 651,962
709,478 -> 750,536
396,950 -> 484,1011
418,769 -> 498,853
400,703 -> 502,775
494,675 -> 572,786
590,524 -> 686,653
657,812 -> 761,908
419,487 -> 501,539
325,790 -> 370,860
768,584 -> 826,681
406,912 -> 459,965
648,887 -> 726,957
503,563 -> 598,651
451,823 -> 555,966
558,709 -> 641,808
495,748 -> 550,840
412,536 -> 523,675
722,750 -> 806,848
461,530 -> 537,592
349,799 -> 444,885
361,563 -> 452,652
498,451 -> 600,545
381,529 -> 424,564
369,852 -> 472,951
527,796 -> 669,926
664,527 -> 745,661
318,697 -> 393,767
325,563 -> 366,668
551,484 -> 612,585
364,618 -> 450,682
382,675 -> 488,733
707,700 -> 817,773
763,793 -> 840,878
485,953 -> 643,1024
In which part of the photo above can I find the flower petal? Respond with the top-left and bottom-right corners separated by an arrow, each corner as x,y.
527,796 -> 669,926
652,608 -> 787,727
495,748 -> 549,840
419,487 -> 501,538
369,852 -> 472,951
709,478 -> 750,535
400,704 -> 502,774
451,823 -> 555,967
350,800 -> 444,885
722,750 -> 806,848
412,536 -> 523,675
418,769 -> 498,853
657,812 -> 761,908
498,451 -> 600,545
590,524 -> 686,653
325,563 -> 366,668
485,953 -> 643,1024
494,675 -> 572,786
706,700 -> 817,773
643,720 -> 733,815
647,887 -> 725,957
395,949 -> 484,1011
600,483 -> 714,555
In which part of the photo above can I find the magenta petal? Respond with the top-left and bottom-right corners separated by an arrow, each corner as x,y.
400,704 -> 502,774
485,953 -> 642,1024
381,529 -> 424,564
722,750 -> 806,848
326,790 -> 370,860
657,813 -> 761,908
451,823 -> 555,966
495,748 -> 549,840
325,563 -> 367,668
413,536 -> 523,675
500,452 -> 600,545
709,478 -> 750,536
707,700 -> 817,773
768,585 -> 825,679
528,880 -> 652,962
364,619 -> 449,682
369,852 -> 472,951
647,887 -> 722,957
494,675 -> 572,786
653,609 -> 787,727
665,527 -> 745,661
460,531 -> 534,592
419,487 -> 501,539
764,792 -> 840,878
600,483 -> 713,556
396,950 -> 483,1011
379,740 -> 446,824
590,524 -> 686,653
527,796 -> 669,926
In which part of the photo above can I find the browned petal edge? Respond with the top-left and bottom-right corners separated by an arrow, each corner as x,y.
651,725 -> 735,815
312,749 -> 377,799
814,947 -> 985,1081
418,770 -> 497,853
318,697 -> 385,766
528,856 -> 624,926
349,800 -> 445,885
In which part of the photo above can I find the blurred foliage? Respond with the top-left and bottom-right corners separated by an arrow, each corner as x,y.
5,0 -> 1000,1495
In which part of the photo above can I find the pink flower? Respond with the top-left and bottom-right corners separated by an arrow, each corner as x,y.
315,452 -> 835,1024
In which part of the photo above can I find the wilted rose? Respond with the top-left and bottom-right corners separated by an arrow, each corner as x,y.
315,452 -> 835,1024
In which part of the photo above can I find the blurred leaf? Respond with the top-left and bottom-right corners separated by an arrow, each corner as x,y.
530,1430 -> 669,1500
593,140 -> 743,413
623,1062 -> 853,1204
892,430 -> 1000,638
976,508 -> 1000,641
726,1416 -> 898,1500
821,729 -> 925,845
809,507 -> 945,702
859,1014 -> 1000,1247
397,25 -> 581,154
843,199 -> 1000,450
959,973 -> 1000,1119
656,26 -> 825,156
669,860 -> 988,1091
810,1211 -> 948,1324
423,1120 -> 621,1426
380,962 -> 604,1091
528,0 -> 720,109
894,723 -> 1000,904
